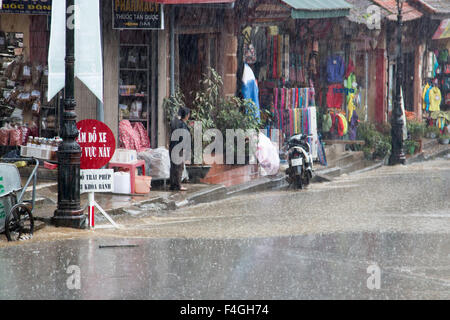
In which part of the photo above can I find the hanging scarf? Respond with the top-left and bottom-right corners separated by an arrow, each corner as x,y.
278,35 -> 283,79
273,36 -> 277,79
285,35 -> 289,81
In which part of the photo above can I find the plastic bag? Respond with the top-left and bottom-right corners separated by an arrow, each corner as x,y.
255,132 -> 280,176
130,100 -> 142,119
138,147 -> 170,179
0,126 -> 10,145
119,120 -> 141,151
132,122 -> 151,150
19,126 -> 29,145
9,126 -> 22,146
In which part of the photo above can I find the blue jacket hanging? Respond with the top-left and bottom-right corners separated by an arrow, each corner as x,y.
242,63 -> 261,121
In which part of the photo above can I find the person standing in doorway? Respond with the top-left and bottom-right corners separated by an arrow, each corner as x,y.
169,107 -> 191,191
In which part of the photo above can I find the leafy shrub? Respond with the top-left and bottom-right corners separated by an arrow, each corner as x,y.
425,126 -> 440,137
406,120 -> 425,140
357,122 -> 392,160
404,139 -> 419,154
163,87 -> 185,125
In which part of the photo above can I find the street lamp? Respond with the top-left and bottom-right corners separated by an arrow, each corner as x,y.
52,0 -> 84,228
389,0 -> 406,165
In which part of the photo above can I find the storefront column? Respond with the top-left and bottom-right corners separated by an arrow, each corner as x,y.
375,48 -> 387,124
413,43 -> 425,121
157,6 -> 169,148
223,11 -> 237,98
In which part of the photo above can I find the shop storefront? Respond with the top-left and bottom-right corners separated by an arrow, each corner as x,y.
112,0 -> 162,149
236,0 -> 371,161
0,1 -> 55,156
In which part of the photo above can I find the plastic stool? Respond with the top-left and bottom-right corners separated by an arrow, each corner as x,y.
108,160 -> 146,194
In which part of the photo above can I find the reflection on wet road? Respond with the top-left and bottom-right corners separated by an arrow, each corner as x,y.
0,159 -> 449,299
0,233 -> 448,299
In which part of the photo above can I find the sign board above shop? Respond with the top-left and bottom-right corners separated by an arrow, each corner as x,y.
112,0 -> 164,30
0,0 -> 52,15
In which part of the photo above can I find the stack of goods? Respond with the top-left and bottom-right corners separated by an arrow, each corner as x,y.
0,31 -> 50,146
118,120 -> 151,152
22,136 -> 62,160
0,121 -> 38,147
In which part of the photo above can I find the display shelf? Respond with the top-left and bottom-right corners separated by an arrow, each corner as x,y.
118,41 -> 151,133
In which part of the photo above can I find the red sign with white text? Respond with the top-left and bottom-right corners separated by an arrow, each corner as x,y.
76,119 -> 116,170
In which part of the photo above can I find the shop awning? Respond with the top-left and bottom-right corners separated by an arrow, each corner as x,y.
433,19 -> 450,39
410,0 -> 450,19
372,0 -> 423,21
280,0 -> 352,19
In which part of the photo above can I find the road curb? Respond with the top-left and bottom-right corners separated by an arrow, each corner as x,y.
348,160 -> 385,176
406,147 -> 450,165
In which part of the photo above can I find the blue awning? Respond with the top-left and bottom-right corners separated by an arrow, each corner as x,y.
281,0 -> 352,19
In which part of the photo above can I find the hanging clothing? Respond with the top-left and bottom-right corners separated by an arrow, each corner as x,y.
347,93 -> 356,123
348,110 -> 359,141
327,84 -> 344,108
253,27 -> 267,64
422,83 -> 431,111
429,86 -> 442,112
344,58 -> 355,79
425,51 -> 439,79
322,113 -> 332,132
336,113 -> 348,137
242,63 -> 261,121
327,55 -> 345,84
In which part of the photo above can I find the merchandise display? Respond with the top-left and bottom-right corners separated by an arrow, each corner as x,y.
0,30 -> 55,151
422,47 -> 449,133
118,42 -> 150,132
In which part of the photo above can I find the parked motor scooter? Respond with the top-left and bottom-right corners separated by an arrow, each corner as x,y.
284,134 -> 313,189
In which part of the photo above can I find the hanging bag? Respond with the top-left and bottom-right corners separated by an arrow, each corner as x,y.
242,28 -> 257,65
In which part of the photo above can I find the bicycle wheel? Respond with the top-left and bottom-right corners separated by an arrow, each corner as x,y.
5,204 -> 34,242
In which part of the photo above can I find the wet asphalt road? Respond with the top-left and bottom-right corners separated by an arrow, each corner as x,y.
0,159 -> 449,299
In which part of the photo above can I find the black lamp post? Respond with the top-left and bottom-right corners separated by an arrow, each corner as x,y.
52,0 -> 84,228
389,0 -> 406,165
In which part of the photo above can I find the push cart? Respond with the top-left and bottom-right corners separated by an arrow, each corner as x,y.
0,158 -> 38,241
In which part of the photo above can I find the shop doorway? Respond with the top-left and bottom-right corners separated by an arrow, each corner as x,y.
179,34 -> 201,109
178,33 -> 218,109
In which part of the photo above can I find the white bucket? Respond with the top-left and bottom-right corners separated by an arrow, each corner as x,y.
113,172 -> 131,194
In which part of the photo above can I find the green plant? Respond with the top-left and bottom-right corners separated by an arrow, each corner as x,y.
373,134 -> 392,159
191,68 -> 262,132
357,122 -> 391,159
440,134 -> 450,140
404,139 -> 419,155
188,67 -> 264,164
362,146 -> 373,160
406,120 -> 425,140
426,126 -> 441,137
163,87 -> 186,125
